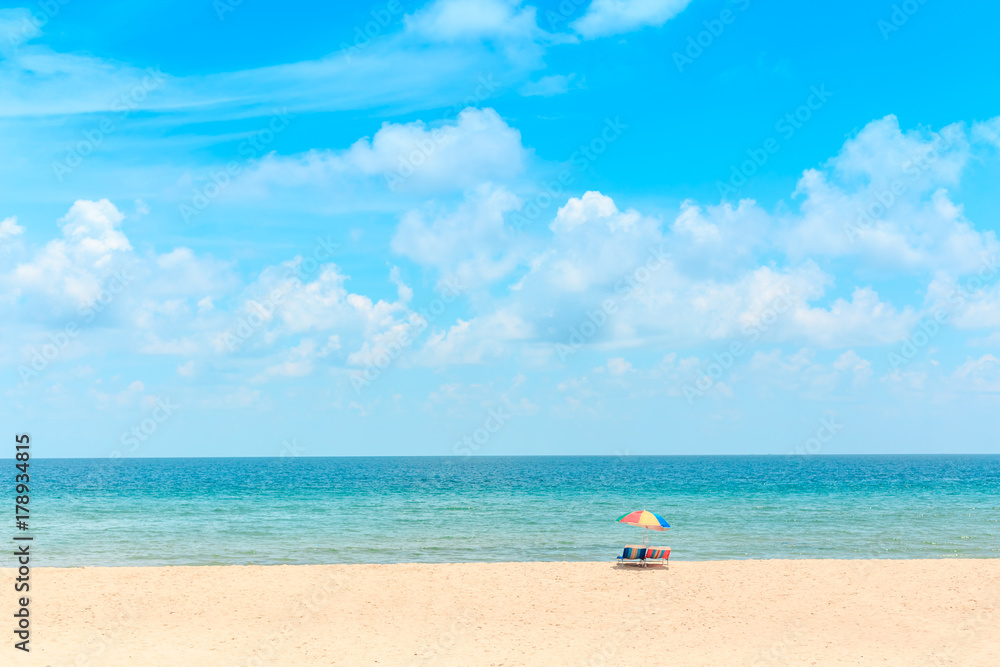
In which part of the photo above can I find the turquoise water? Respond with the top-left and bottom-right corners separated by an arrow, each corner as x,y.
26,455 -> 1000,566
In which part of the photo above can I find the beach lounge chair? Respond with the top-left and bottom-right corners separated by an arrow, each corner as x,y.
644,546 -> 671,568
616,545 -> 647,567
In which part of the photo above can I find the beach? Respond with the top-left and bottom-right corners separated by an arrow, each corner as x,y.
8,559 -> 999,666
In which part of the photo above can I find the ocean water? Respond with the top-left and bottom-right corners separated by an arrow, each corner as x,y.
26,455 -> 1000,566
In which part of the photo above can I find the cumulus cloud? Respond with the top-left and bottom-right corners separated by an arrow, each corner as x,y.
149,248 -> 234,297
395,185 -> 920,365
670,198 -> 770,278
0,216 -> 25,243
1,199 -> 243,378
247,107 -> 528,194
392,184 -> 523,289
10,109 -> 1000,418
530,192 -> 911,349
572,0 -> 693,39
8,199 -> 132,309
920,264 -> 1000,330
833,350 -> 874,386
950,354 -> 1000,393
784,115 -> 998,275
785,286 -> 916,347
221,258 -> 421,374
414,310 -> 534,365
535,191 -> 659,293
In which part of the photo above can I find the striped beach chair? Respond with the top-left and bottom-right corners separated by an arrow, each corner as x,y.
616,545 -> 647,567
644,546 -> 671,568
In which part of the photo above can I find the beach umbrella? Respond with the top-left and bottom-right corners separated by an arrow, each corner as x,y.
617,510 -> 670,545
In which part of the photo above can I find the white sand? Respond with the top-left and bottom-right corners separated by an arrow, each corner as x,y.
6,560 -> 1000,666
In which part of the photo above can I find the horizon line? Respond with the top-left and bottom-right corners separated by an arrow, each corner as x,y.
13,452 -> 1000,460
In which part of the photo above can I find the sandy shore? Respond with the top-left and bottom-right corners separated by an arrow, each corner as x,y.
5,560 -> 999,666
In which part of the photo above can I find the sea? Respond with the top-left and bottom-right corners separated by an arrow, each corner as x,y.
26,455 -> 1000,566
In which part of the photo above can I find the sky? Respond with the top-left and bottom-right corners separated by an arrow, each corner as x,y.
2,0 -> 1000,457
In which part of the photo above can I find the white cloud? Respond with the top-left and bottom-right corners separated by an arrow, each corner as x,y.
604,357 -> 633,375
224,259 -> 420,372
346,321 -> 420,367
785,115 -> 998,275
388,184 -> 918,365
0,216 -> 25,243
509,191 -> 912,350
534,191 -> 659,294
1,200 -> 244,373
415,310 -> 533,365
347,107 -> 528,190
0,2 -> 546,125
260,339 -> 323,379
550,190 -> 640,234
670,198 -> 770,277
406,0 -> 542,42
8,199 -> 132,308
248,107 -> 528,195
572,0 -> 693,39
392,184 -> 523,288
951,354 -> 1000,392
147,247 -> 236,300
923,265 -> 1000,330
90,379 -> 146,409
973,117 -> 1000,149
253,334 -> 341,380
10,107 -> 1000,420
832,349 -> 874,386
786,286 -> 916,348
0,24 -> 167,117
423,374 -> 537,418
745,348 -> 878,396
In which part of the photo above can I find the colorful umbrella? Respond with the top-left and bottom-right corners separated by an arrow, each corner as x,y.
617,510 -> 670,545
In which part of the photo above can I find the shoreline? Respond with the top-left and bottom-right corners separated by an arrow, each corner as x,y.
6,559 -> 999,665
18,554 -> 1000,568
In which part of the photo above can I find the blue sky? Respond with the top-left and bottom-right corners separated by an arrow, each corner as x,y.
2,0 -> 1000,457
